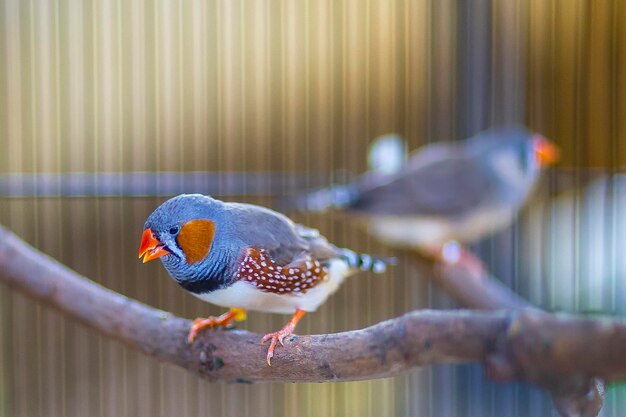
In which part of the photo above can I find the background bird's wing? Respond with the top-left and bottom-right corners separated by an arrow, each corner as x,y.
404,141 -> 460,171
282,142 -> 462,213
349,156 -> 494,217
353,141 -> 457,191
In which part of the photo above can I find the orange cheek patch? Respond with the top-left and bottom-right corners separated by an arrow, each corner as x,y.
177,219 -> 216,264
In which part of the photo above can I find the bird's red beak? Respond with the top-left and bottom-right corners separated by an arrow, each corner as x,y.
532,135 -> 560,167
138,228 -> 170,263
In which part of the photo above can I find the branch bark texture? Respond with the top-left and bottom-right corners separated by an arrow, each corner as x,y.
409,251 -> 608,416
0,225 -> 623,416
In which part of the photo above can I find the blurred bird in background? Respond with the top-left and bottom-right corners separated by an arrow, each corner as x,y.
288,126 -> 559,270
138,194 -> 393,365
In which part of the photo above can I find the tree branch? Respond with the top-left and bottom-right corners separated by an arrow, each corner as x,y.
409,252 -> 531,310
408,251 -> 607,416
0,225 -> 623,416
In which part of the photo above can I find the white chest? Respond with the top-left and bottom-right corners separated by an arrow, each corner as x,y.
367,206 -> 515,249
193,259 -> 352,314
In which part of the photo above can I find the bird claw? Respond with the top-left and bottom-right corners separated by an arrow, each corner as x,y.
188,317 -> 217,344
443,246 -> 485,278
432,242 -> 485,278
188,315 -> 235,344
260,329 -> 293,366
258,310 -> 304,366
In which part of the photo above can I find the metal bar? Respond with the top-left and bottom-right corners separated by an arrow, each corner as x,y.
0,172 -> 336,198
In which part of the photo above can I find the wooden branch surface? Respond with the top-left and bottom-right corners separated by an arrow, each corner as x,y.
0,225 -> 624,415
408,251 -> 607,417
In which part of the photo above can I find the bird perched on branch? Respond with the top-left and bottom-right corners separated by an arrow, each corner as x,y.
289,126 -> 559,266
138,194 -> 393,365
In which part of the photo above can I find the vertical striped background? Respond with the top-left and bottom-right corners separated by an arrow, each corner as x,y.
1,1 -> 625,416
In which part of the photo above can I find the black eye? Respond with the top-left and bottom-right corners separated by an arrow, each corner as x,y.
169,226 -> 180,235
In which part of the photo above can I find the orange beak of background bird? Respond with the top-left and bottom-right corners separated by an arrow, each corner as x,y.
532,135 -> 560,167
138,228 -> 170,263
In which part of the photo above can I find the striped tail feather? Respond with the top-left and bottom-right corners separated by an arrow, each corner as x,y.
337,249 -> 396,274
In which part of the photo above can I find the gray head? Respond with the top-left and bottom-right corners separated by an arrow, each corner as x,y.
140,194 -> 218,258
467,125 -> 559,204
138,194 -> 238,288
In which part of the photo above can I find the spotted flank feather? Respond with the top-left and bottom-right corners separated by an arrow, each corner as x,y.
235,248 -> 327,294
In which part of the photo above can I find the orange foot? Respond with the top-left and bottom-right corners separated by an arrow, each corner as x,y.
439,241 -> 485,278
260,309 -> 306,366
188,308 -> 247,344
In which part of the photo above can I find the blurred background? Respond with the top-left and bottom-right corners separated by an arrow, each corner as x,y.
1,0 -> 625,416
